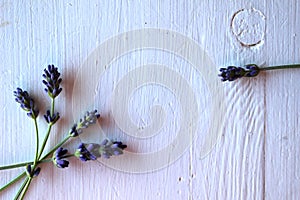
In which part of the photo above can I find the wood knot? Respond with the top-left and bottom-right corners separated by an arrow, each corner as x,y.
230,8 -> 266,48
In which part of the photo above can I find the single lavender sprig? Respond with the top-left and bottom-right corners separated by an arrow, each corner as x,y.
38,65 -> 63,161
12,87 -> 40,200
219,63 -> 300,82
13,88 -> 39,119
42,65 -> 62,99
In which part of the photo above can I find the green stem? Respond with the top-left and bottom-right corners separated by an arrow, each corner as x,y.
40,135 -> 71,160
32,119 -> 39,168
16,118 -> 40,199
37,125 -> 52,160
260,64 -> 300,71
37,97 -> 55,161
51,98 -> 55,116
18,178 -> 32,200
0,159 -> 52,170
16,98 -> 55,199
0,99 -> 74,198
0,135 -> 71,195
0,135 -> 71,190
61,154 -> 75,159
13,177 -> 29,200
0,158 -> 51,194
0,172 -> 26,192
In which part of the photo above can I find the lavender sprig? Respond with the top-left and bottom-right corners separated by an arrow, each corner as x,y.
219,63 -> 300,82
13,87 -> 40,200
38,64 -> 63,162
13,88 -> 39,119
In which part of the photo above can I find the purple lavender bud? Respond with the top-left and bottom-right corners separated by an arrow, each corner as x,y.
33,167 -> 41,177
25,165 -> 41,178
26,164 -> 32,176
69,124 -> 79,137
112,141 -> 127,150
245,64 -> 260,77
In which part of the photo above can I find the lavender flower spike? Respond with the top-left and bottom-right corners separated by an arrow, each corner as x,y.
219,63 -> 300,82
42,64 -> 62,98
13,88 -> 39,119
219,64 -> 260,82
69,110 -> 100,137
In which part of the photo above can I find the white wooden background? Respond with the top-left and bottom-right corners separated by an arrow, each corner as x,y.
0,1 -> 299,199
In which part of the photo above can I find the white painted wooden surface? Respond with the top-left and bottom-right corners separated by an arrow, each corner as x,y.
0,1 -> 299,199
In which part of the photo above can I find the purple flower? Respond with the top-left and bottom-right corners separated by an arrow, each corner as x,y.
112,141 -> 127,150
219,64 -> 260,82
52,147 -> 69,168
26,165 -> 41,178
13,88 -> 39,119
244,64 -> 260,77
44,110 -> 60,124
99,139 -> 127,159
69,110 -> 100,137
42,65 -> 62,98
74,143 -> 97,162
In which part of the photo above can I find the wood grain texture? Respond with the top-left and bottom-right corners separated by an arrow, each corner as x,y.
264,1 -> 300,199
0,1 -> 299,200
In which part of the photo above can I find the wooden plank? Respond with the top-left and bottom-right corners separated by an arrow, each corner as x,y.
265,1 -> 300,199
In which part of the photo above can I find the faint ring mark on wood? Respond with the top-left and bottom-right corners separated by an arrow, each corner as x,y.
230,8 -> 266,48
